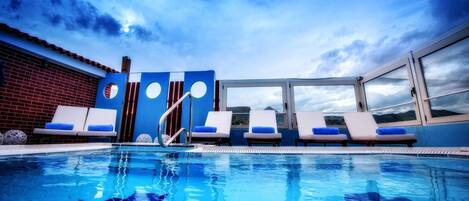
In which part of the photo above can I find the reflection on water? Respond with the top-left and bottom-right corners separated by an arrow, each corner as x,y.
0,149 -> 468,201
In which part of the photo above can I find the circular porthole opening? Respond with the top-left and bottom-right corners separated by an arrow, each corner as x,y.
104,83 -> 118,99
190,81 -> 207,98
146,82 -> 162,99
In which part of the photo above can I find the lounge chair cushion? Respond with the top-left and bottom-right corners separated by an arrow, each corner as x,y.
252,126 -> 275,134
77,131 -> 117,137
193,126 -> 217,133
376,134 -> 416,141
300,134 -> 348,141
313,127 -> 340,135
376,127 -> 406,135
191,132 -> 229,138
244,132 -> 282,139
88,124 -> 114,132
45,122 -> 74,130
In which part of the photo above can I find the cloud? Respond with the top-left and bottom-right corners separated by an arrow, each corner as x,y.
1,0 -> 152,40
92,14 -> 121,36
309,0 -> 469,79
314,40 -> 369,77
128,25 -> 154,41
1,0 -> 468,81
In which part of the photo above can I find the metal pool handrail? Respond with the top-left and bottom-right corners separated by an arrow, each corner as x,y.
157,92 -> 193,147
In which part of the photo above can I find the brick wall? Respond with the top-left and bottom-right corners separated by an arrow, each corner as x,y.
0,44 -> 99,142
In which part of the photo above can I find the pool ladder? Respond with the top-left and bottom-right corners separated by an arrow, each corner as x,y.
157,92 -> 193,147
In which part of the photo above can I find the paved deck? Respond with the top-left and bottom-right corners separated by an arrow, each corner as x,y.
0,143 -> 112,156
0,143 -> 468,157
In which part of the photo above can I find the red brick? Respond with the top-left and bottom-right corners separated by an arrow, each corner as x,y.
0,44 -> 99,140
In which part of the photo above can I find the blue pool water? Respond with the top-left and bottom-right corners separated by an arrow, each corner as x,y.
0,146 -> 468,201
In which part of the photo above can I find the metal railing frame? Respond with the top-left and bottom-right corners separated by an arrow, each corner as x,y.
157,92 -> 193,147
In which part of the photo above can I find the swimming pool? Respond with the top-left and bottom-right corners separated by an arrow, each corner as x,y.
0,146 -> 468,201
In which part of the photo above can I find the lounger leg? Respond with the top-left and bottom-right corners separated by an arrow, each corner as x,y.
341,141 -> 347,147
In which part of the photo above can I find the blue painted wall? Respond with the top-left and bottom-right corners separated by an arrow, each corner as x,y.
95,73 -> 127,137
180,70 -> 215,143
226,122 -> 469,147
133,72 -> 170,141
407,122 -> 469,147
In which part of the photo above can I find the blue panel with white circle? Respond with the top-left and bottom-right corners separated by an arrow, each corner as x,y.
95,73 -> 128,139
180,70 -> 215,143
133,72 -> 170,141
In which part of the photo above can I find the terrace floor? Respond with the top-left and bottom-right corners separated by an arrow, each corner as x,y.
1,143 -> 468,157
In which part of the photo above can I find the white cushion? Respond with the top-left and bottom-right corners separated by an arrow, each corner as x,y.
204,111 -> 232,135
244,133 -> 282,139
376,134 -> 416,141
248,110 -> 278,133
33,128 -> 77,136
83,108 -> 117,131
296,112 -> 327,138
299,134 -> 348,141
33,105 -> 87,136
192,132 -> 230,138
343,112 -> 378,141
77,131 -> 117,137
52,105 -> 88,131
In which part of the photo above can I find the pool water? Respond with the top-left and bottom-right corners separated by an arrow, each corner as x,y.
0,146 -> 468,201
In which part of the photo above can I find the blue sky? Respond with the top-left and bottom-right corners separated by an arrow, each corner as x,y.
1,0 -> 468,80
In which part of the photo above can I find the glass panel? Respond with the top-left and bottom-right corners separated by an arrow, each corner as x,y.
429,91 -> 469,117
292,113 -> 346,126
420,38 -> 469,118
364,66 -> 416,123
324,115 -> 346,126
293,85 -> 356,126
293,85 -> 356,113
371,103 -> 417,124
420,38 -> 469,97
227,86 -> 284,126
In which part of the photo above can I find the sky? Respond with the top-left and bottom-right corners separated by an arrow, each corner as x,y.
1,0 -> 468,81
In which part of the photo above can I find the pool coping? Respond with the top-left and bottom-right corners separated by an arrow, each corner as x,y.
188,145 -> 469,158
0,143 -> 468,158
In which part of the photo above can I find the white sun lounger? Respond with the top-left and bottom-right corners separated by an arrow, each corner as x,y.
191,111 -> 233,145
244,110 -> 282,146
343,112 -> 417,147
296,112 -> 348,146
33,105 -> 88,136
77,108 -> 117,138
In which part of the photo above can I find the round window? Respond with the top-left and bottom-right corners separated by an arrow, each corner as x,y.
104,83 -> 118,99
146,82 -> 162,99
190,81 -> 207,98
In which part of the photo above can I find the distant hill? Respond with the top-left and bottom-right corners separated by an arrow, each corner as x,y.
227,106 -> 279,113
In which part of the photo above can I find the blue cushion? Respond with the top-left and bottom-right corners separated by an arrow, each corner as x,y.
376,127 -> 406,135
193,126 -> 217,133
252,126 -> 275,134
88,124 -> 114,132
45,122 -> 74,130
313,127 -> 340,135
